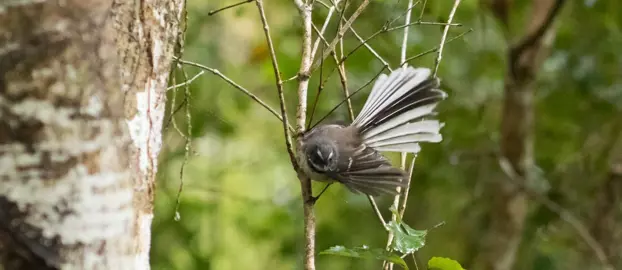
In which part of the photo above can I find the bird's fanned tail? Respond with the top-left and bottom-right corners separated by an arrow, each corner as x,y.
352,66 -> 446,153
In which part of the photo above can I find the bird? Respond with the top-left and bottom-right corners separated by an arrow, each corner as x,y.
297,65 -> 446,198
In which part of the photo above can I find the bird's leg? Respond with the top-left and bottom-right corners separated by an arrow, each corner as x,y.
308,183 -> 332,204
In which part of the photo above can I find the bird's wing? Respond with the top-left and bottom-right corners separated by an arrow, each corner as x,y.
330,143 -> 407,196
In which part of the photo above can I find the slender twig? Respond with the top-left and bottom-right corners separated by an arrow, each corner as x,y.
398,156 -> 417,218
315,0 -> 331,9
337,19 -> 354,120
308,22 -> 466,109
255,0 -> 297,164
169,74 -> 187,140
498,157 -> 614,270
287,18 -> 459,83
310,65 -> 388,130
311,0 -> 341,61
412,253 -> 420,270
283,74 -> 299,83
389,21 -> 461,31
385,1 -> 415,268
350,28 -> 392,69
294,1 -> 316,269
208,0 -> 254,15
400,0 -> 414,66
163,96 -> 187,130
402,28 -> 472,65
433,0 -> 462,76
171,12 -> 191,221
327,1 -> 392,70
173,66 -> 193,222
343,20 -> 461,69
417,0 -> 427,21
313,0 -> 370,70
307,25 -> 326,129
176,58 -> 294,133
367,195 -> 387,226
167,70 -> 205,90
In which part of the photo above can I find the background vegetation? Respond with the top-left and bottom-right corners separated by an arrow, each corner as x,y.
151,0 -> 622,269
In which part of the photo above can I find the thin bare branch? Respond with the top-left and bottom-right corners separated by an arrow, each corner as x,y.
167,70 -> 205,90
344,20 -> 462,69
175,59 -> 294,133
307,24 -> 327,129
402,28 -> 472,65
417,0 -> 427,21
325,1 -> 393,70
433,0 -> 462,76
412,253 -> 420,270
310,65 -> 388,129
385,1 -> 416,268
168,72 -> 187,140
313,0 -> 370,70
294,1 -> 317,269
163,96 -> 187,131
400,0 -> 415,67
315,0 -> 331,9
350,28 -> 392,69
399,155 -> 417,218
208,0 -> 254,16
255,0 -> 296,161
172,66 -> 193,222
311,0 -> 342,61
337,20 -> 354,120
367,195 -> 387,226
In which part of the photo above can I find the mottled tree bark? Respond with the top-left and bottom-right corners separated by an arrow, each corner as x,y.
473,1 -> 565,270
0,0 -> 183,269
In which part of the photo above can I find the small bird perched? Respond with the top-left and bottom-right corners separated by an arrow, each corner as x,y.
298,65 -> 446,198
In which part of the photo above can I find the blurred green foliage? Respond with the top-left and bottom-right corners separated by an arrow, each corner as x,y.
152,0 -> 622,269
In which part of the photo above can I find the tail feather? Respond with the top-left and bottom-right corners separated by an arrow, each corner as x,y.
364,120 -> 442,143
353,67 -> 431,128
352,65 -> 446,154
372,143 -> 421,153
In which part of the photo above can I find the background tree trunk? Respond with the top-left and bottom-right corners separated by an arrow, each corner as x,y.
0,0 -> 183,269
474,1 -> 565,269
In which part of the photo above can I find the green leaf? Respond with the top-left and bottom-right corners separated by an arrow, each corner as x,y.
428,257 -> 465,270
319,245 -> 408,269
386,221 -> 427,254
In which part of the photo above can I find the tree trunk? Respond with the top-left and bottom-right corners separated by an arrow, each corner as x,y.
473,1 -> 564,269
0,0 -> 183,269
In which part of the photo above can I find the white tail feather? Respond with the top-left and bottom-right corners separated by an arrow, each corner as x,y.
360,73 -> 388,115
373,143 -> 421,153
364,120 -> 442,144
351,65 -> 445,154
362,103 -> 438,139
367,133 -> 442,148
353,66 -> 431,127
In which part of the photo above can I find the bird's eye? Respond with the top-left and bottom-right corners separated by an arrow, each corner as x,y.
326,150 -> 334,162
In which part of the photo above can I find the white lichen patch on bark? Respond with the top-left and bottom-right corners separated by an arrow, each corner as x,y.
124,2 -> 185,269
0,101 -> 134,245
134,213 -> 154,269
